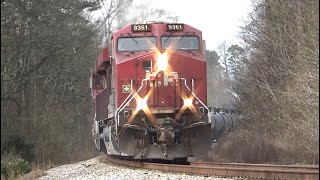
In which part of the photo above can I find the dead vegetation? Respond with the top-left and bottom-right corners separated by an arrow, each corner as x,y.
16,169 -> 46,180
206,0 -> 319,165
205,130 -> 318,165
1,0 -> 177,169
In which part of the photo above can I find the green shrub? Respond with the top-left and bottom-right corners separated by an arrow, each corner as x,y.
1,158 -> 31,178
1,163 -> 8,178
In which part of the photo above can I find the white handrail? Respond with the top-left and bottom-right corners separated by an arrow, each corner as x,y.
116,78 -> 149,125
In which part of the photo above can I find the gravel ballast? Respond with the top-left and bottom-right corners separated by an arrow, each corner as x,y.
38,156 -> 234,180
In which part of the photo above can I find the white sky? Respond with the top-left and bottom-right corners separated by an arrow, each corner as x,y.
137,0 -> 252,50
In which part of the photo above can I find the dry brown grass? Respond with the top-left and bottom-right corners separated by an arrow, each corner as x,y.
203,130 -> 319,165
225,0 -> 319,165
16,169 -> 46,180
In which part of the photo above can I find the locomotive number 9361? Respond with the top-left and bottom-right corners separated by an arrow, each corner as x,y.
90,22 -> 211,160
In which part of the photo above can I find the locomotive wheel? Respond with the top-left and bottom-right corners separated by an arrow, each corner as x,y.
92,122 -> 106,152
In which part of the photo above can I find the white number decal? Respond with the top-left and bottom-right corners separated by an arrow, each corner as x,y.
133,25 -> 148,31
168,24 -> 183,30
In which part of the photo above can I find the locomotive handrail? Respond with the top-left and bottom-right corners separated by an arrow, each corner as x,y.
116,77 -> 211,133
115,79 -> 133,135
180,78 -> 209,112
180,78 -> 211,123
116,78 -> 149,126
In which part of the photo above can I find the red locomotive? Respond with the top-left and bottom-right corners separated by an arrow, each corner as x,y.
91,22 -> 211,160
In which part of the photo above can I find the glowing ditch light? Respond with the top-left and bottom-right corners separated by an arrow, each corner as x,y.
183,98 -> 193,107
157,53 -> 168,72
137,98 -> 147,110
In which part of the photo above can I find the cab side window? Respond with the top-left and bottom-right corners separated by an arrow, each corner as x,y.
93,73 -> 104,90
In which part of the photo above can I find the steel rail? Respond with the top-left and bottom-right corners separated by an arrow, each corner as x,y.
106,156 -> 319,180
190,161 -> 318,171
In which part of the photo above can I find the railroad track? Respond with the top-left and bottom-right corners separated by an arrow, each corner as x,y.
106,156 -> 319,180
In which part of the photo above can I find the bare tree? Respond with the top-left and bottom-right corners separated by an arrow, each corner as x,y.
217,41 -> 230,81
231,0 -> 319,164
1,0 -> 102,164
95,0 -> 176,47
96,0 -> 134,46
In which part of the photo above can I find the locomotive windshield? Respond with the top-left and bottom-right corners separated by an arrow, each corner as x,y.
161,36 -> 199,50
117,37 -> 157,52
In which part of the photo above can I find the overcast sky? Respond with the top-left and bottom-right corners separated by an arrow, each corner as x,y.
136,0 -> 252,50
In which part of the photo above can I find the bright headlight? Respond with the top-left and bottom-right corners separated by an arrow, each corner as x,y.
137,98 -> 147,110
157,53 -> 168,72
183,98 -> 193,107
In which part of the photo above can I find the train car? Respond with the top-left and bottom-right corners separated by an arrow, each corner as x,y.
90,22 -> 211,160
209,108 -> 240,141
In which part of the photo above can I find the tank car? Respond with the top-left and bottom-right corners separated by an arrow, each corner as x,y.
90,22 -> 211,160
210,108 -> 240,141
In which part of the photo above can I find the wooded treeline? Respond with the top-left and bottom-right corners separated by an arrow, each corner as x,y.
1,0 -> 176,166
208,0 -> 319,164
1,0 -> 102,164
206,43 -> 244,108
